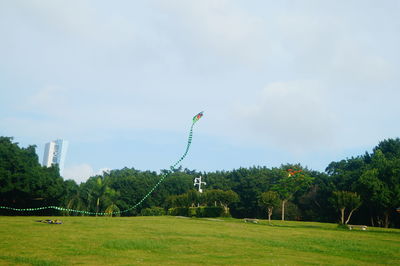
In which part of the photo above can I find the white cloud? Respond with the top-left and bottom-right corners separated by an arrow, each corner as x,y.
157,0 -> 270,67
330,40 -> 393,85
235,80 -> 337,152
63,163 -> 110,184
27,85 -> 69,113
1,1 -> 400,172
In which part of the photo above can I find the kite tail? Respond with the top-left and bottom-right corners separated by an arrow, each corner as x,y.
124,121 -> 197,215
171,123 -> 194,171
0,112 -> 204,216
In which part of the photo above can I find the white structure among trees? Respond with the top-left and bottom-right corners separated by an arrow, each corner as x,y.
42,139 -> 68,176
194,176 -> 206,193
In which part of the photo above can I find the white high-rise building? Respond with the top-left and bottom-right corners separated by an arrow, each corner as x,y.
42,139 -> 68,176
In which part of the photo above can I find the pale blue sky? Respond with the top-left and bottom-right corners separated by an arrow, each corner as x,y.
1,0 -> 399,183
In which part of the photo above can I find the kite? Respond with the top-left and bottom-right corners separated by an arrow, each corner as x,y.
0,112 -> 204,216
288,169 -> 303,177
193,111 -> 204,123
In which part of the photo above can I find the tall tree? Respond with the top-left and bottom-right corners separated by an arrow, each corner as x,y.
82,175 -> 118,215
273,165 -> 314,221
259,191 -> 280,223
356,141 -> 400,227
0,137 -> 64,214
330,191 -> 362,225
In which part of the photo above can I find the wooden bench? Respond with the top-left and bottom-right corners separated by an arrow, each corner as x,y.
244,218 -> 259,224
348,225 -> 367,230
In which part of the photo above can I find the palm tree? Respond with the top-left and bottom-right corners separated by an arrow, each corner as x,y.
84,175 -> 118,216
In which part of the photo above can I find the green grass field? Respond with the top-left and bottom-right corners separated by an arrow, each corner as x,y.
0,216 -> 399,265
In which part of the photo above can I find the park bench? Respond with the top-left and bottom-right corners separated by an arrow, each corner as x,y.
244,218 -> 259,224
348,225 -> 367,230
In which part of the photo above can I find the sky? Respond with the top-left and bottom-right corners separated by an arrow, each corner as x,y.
1,0 -> 399,184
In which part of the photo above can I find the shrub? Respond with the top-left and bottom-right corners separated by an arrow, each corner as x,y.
188,207 -> 197,217
273,201 -> 301,221
168,206 -> 223,217
202,206 -> 224,217
167,207 -> 188,216
140,207 -> 165,216
105,204 -> 121,217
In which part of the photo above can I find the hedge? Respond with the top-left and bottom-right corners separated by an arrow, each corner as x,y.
140,207 -> 165,216
169,206 -> 224,218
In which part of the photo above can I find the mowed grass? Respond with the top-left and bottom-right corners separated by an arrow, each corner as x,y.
0,216 -> 399,265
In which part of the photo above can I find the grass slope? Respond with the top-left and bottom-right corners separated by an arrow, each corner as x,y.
0,216 -> 399,265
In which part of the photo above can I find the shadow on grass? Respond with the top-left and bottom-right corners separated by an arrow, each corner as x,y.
0,255 -> 62,266
243,220 -> 400,239
249,222 -> 327,230
358,228 -> 400,235
212,232 -> 397,264
103,239 -> 167,252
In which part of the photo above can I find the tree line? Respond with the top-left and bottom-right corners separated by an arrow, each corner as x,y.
0,136 -> 399,228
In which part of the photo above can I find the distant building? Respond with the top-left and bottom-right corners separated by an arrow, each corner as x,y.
42,139 -> 68,176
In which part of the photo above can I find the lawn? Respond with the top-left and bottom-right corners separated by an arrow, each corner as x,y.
0,216 -> 399,265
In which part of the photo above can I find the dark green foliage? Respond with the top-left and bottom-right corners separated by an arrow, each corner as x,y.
272,201 -> 302,221
259,191 -> 280,222
330,191 -> 362,224
259,191 -> 280,207
326,138 -> 400,227
141,207 -> 165,216
0,137 -> 64,215
296,172 -> 337,222
80,175 -> 119,215
167,207 -> 188,216
199,206 -> 224,217
188,207 -> 197,217
203,189 -> 239,216
176,206 -> 224,218
229,167 -> 277,218
1,136 -> 400,228
272,165 -> 314,221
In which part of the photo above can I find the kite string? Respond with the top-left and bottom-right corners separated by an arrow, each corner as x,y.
0,118 -> 200,216
115,122 -> 195,215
